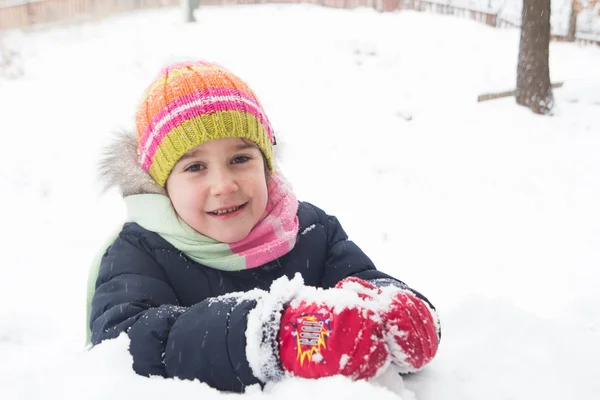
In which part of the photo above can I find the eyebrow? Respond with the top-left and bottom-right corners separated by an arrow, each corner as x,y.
179,142 -> 258,161
234,142 -> 258,151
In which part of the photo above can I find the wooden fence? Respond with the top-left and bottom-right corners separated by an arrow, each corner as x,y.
1,0 -> 599,46
0,0 -> 179,29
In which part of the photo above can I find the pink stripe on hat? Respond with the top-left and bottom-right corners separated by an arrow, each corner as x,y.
140,95 -> 272,171
140,87 -> 273,153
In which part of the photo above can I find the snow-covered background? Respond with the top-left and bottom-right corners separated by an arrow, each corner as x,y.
1,4 -> 599,400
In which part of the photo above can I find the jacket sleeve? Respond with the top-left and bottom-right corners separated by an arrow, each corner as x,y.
318,208 -> 441,340
90,228 -> 263,392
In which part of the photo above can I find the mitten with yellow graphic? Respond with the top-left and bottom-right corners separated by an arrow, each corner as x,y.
278,300 -> 389,380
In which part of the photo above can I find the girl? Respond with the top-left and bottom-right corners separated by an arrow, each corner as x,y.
88,60 -> 440,392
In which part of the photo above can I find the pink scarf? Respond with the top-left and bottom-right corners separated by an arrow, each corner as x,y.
228,172 -> 299,269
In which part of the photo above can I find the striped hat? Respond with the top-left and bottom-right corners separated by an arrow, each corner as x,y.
136,60 -> 275,187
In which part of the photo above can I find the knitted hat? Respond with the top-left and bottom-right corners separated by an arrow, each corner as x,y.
135,60 -> 275,187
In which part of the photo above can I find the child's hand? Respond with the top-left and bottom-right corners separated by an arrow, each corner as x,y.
336,277 -> 439,373
278,296 -> 389,380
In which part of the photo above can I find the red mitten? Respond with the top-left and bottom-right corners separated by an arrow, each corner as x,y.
381,289 -> 438,371
336,277 -> 439,372
278,299 -> 389,380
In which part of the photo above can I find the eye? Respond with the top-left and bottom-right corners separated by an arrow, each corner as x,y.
231,155 -> 250,164
184,163 -> 206,172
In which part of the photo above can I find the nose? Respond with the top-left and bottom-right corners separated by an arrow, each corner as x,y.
209,167 -> 238,197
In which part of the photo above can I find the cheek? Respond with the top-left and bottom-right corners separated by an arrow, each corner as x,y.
240,174 -> 268,208
256,177 -> 269,209
240,165 -> 268,192
168,177 -> 205,211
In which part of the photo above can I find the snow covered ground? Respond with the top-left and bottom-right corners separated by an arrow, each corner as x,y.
1,4 -> 599,400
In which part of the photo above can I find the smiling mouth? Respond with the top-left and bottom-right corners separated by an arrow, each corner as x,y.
208,203 -> 247,216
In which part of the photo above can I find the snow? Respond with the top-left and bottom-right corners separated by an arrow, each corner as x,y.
1,3 -> 600,400
301,224 -> 316,235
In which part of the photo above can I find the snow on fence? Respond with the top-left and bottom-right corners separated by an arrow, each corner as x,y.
1,0 -> 599,46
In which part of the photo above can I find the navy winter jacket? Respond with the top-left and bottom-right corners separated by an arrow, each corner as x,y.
90,201 -> 436,392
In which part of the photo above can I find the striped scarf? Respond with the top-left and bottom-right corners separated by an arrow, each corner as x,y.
126,172 -> 299,270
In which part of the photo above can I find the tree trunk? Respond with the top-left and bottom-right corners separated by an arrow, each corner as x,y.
181,0 -> 195,23
567,2 -> 578,42
516,0 -> 554,115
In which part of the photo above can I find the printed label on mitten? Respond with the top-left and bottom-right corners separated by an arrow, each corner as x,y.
290,313 -> 331,366
279,300 -> 389,380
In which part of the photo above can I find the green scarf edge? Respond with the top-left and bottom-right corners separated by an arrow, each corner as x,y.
85,194 -> 247,347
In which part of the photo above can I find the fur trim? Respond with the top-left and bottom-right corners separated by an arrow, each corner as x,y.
98,130 -> 166,197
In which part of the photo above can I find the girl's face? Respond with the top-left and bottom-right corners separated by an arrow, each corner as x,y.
165,138 -> 269,243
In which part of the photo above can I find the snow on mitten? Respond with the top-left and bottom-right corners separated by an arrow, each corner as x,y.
278,299 -> 389,380
336,277 -> 439,373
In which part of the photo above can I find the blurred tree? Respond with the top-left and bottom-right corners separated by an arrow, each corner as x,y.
182,0 -> 195,23
567,1 -> 583,41
568,1 -> 600,41
516,0 -> 553,115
